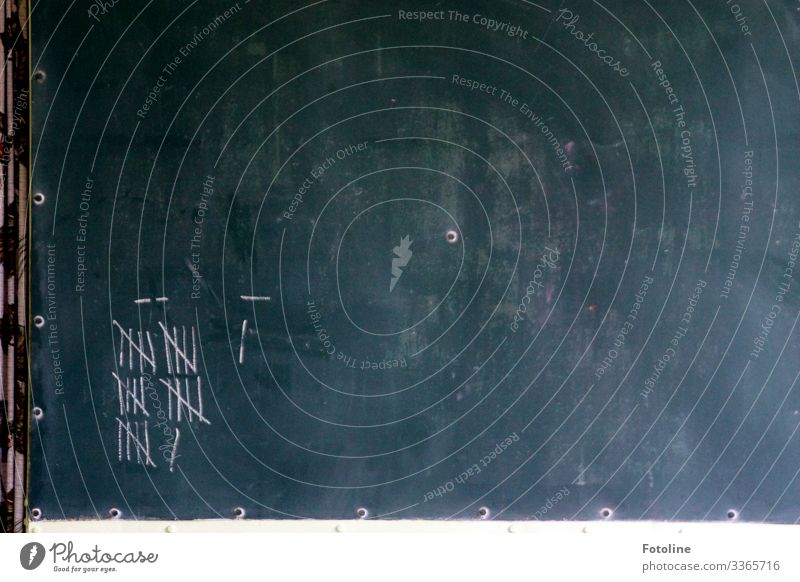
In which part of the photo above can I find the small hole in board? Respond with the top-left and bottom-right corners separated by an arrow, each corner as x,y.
34,315 -> 45,328
356,507 -> 368,519
32,406 -> 43,420
33,70 -> 46,83
30,508 -> 42,520
478,506 -> 490,519
233,507 -> 246,519
33,192 -> 45,205
446,230 -> 459,244
108,507 -> 121,519
727,509 -> 738,520
600,507 -> 613,519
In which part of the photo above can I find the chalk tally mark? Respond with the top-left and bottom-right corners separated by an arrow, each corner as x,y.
113,320 -> 156,374
159,322 -> 198,375
116,418 -> 156,467
159,376 -> 210,425
112,372 -> 149,417
112,320 -> 209,472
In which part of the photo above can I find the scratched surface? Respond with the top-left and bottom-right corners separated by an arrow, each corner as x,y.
29,0 -> 800,522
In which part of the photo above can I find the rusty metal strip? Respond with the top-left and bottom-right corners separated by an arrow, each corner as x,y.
0,0 -> 29,534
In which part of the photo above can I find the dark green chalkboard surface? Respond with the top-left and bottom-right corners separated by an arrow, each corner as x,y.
30,0 -> 800,522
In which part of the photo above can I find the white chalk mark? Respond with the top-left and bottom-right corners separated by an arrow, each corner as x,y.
114,373 -> 126,416
240,295 -> 271,301
112,372 -> 149,417
135,296 -> 168,304
159,322 -> 197,375
159,376 -> 210,425
116,418 -> 156,467
239,320 -> 248,364
164,326 -> 174,374
131,377 -> 148,416
113,320 -> 156,374
146,333 -> 155,371
167,378 -> 172,420
144,420 -> 151,466
169,428 -> 180,473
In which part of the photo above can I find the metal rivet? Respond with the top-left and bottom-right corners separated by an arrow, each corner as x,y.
233,507 -> 246,519
446,230 -> 459,244
600,507 -> 613,519
32,406 -> 44,420
478,506 -> 490,519
30,508 -> 42,520
33,192 -> 45,205
727,509 -> 738,520
33,70 -> 46,83
108,507 -> 121,519
356,507 -> 368,519
34,315 -> 45,328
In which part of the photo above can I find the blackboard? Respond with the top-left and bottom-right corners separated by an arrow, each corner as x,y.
30,0 -> 800,522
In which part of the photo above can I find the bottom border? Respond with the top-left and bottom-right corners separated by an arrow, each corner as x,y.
26,519 -> 796,534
